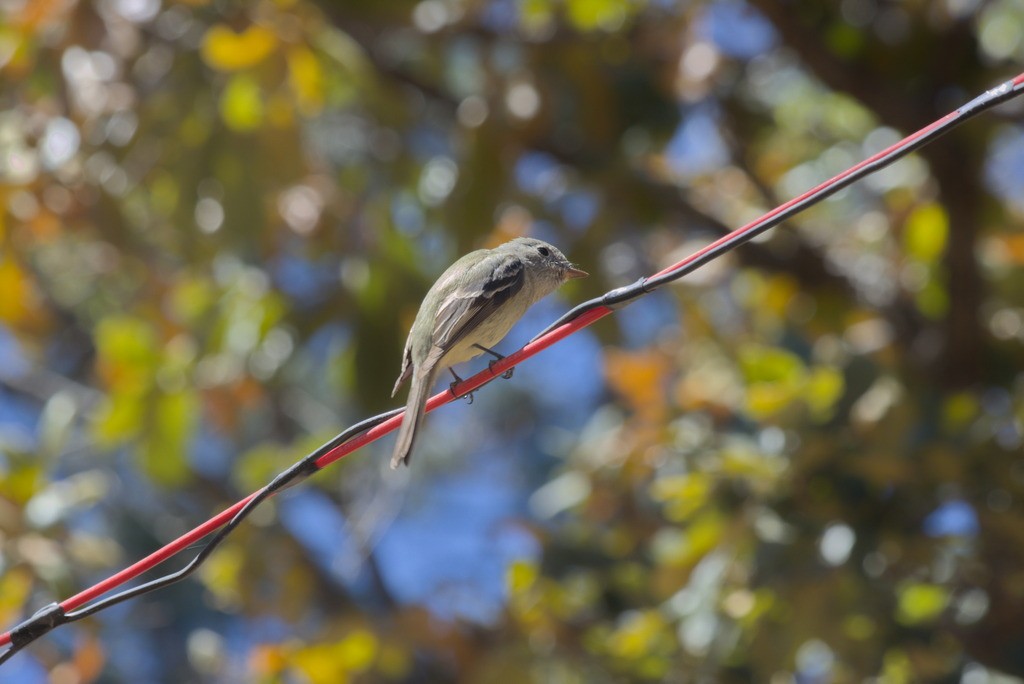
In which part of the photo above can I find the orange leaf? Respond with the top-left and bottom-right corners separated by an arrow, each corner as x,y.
0,257 -> 41,328
73,636 -> 106,684
604,348 -> 669,417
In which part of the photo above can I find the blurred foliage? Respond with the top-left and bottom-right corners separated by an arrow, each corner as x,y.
1,0 -> 1024,682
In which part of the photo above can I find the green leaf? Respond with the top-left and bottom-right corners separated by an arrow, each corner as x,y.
915,277 -> 949,320
95,315 -> 159,390
140,389 -> 197,486
168,274 -> 215,325
739,345 -> 806,385
521,0 -> 554,32
740,344 -> 807,418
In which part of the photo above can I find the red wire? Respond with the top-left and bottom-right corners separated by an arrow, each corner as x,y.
2,71 -> 1022,650
57,494 -> 258,613
0,306 -> 614,648
314,305 -> 613,470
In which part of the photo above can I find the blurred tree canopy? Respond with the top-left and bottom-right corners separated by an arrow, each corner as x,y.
1,0 -> 1024,681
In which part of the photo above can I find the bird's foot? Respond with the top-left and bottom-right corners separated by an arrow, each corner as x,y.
473,344 -> 514,380
448,368 -> 475,404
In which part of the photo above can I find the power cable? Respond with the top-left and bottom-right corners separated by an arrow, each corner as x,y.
2,71 -> 1021,664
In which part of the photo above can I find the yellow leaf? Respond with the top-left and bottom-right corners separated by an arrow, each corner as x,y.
566,0 -> 626,31
607,611 -> 670,661
287,46 -> 324,116
0,462 -> 43,505
739,345 -> 811,419
93,394 -> 143,445
167,274 -> 214,324
650,513 -> 723,567
739,344 -> 805,384
843,614 -> 875,640
200,543 -> 244,608
804,366 -> 845,419
293,643 -> 350,684
336,630 -> 377,673
903,203 -> 949,263
521,0 -> 553,32
720,447 -> 786,483
896,583 -> 948,625
746,384 -> 798,418
762,275 -> 799,317
201,24 -> 277,72
0,257 -> 36,326
942,392 -> 978,430
507,559 -> 539,594
686,512 -> 724,559
220,74 -> 264,132
882,649 -> 912,684
0,568 -> 32,625
650,473 -> 711,521
94,316 -> 158,394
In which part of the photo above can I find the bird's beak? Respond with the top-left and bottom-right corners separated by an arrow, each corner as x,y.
565,266 -> 589,280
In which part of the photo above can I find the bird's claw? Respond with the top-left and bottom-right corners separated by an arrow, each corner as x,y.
474,344 -> 514,380
449,379 -> 475,404
488,358 -> 514,380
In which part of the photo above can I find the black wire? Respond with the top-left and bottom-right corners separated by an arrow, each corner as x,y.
0,407 -> 402,664
65,406 -> 403,621
1,73 -> 1021,665
532,75 -> 1024,338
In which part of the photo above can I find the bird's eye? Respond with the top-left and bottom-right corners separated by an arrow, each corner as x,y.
537,246 -> 550,256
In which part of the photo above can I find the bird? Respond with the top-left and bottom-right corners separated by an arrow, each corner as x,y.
390,237 -> 587,468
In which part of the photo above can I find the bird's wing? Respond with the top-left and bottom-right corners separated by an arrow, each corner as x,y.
432,253 -> 525,352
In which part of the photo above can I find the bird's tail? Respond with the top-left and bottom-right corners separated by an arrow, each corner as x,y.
390,365 -> 437,469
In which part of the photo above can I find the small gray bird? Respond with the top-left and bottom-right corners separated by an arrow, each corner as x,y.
390,237 -> 587,468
